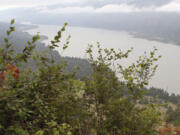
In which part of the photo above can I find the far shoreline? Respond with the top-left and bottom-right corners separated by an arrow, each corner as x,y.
24,23 -> 180,47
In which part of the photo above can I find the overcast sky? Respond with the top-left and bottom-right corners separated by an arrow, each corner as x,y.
0,0 -> 180,14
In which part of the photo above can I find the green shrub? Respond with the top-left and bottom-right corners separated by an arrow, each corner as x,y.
0,20 -> 161,135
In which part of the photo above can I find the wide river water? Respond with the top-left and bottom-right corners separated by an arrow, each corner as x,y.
25,24 -> 180,94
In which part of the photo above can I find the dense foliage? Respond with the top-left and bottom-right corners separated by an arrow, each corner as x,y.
0,20 -> 165,135
166,104 -> 180,126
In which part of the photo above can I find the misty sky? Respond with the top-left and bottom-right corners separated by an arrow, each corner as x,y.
0,0 -> 180,14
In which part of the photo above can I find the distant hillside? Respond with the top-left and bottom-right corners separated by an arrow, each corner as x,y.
146,87 -> 180,104
0,22 -> 92,78
139,87 -> 180,126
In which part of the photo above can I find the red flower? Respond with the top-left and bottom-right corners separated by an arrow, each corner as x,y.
13,73 -> 19,80
11,65 -> 16,70
7,64 -> 11,69
14,68 -> 19,73
6,64 -> 20,80
0,71 -> 5,81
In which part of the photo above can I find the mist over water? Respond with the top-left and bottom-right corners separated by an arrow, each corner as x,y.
26,24 -> 180,94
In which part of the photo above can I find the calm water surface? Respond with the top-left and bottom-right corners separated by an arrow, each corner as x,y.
26,25 -> 180,94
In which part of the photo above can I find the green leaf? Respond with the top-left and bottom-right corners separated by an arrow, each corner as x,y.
35,130 -> 44,135
11,19 -> 15,24
64,22 -> 68,26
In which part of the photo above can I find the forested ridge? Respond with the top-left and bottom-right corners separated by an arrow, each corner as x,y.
145,87 -> 180,104
0,20 -> 180,135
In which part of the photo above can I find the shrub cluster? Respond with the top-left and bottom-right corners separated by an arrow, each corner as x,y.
0,20 -> 162,135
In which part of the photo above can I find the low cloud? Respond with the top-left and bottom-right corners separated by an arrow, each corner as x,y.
156,1 -> 180,12
39,6 -> 94,14
38,4 -> 155,14
1,0 -> 180,13
0,0 -> 82,11
95,4 -> 140,13
39,1 -> 180,14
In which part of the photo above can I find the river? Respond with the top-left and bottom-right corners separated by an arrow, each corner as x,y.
25,24 -> 180,94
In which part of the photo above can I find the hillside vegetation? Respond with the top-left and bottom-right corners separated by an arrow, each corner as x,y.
0,20 -> 179,135
0,22 -> 92,79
